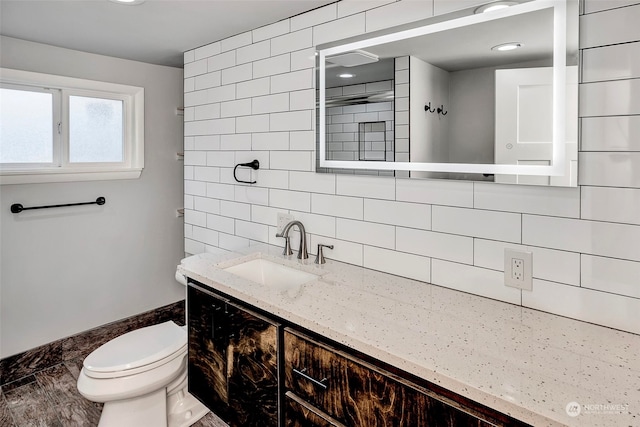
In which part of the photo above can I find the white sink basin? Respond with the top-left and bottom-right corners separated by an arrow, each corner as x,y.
224,258 -> 319,289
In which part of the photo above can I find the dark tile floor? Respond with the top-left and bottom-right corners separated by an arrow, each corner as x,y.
0,358 -> 227,427
0,301 -> 186,386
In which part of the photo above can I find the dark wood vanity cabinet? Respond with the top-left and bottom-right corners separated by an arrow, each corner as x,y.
187,284 -> 279,427
188,280 -> 529,427
284,329 -> 499,427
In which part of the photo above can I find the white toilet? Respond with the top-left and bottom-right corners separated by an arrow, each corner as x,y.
77,320 -> 209,427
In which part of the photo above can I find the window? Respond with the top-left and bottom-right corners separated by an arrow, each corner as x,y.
0,68 -> 144,184
69,95 -> 124,163
0,85 -> 57,165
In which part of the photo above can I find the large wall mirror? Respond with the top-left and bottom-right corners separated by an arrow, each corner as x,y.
316,0 -> 579,186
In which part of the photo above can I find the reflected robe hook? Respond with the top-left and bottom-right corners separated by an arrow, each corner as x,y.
424,102 -> 436,113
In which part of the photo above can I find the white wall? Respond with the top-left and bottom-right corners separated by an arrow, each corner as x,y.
182,0 -> 640,335
0,36 -> 185,358
409,56 -> 450,179
447,59 -> 553,165
448,67 -> 495,164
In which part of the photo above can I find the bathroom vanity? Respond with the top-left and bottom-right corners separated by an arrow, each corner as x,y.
188,280 -> 522,427
180,247 -> 640,427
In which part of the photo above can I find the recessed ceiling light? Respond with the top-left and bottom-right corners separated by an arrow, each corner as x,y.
491,42 -> 523,52
109,0 -> 146,5
475,1 -> 519,14
338,73 -> 355,79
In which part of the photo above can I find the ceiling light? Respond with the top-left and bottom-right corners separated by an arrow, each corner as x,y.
338,73 -> 355,79
491,42 -> 523,51
109,0 -> 146,5
475,1 -> 518,14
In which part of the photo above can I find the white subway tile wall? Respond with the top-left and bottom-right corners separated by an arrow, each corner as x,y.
394,57 -> 409,171
364,0 -> 433,32
184,0 -> 640,335
325,80 -> 395,162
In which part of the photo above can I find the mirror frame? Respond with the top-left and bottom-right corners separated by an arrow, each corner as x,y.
317,0 -> 572,177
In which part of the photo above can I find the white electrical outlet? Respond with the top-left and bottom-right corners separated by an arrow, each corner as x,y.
512,258 -> 524,281
277,212 -> 294,234
504,249 -> 533,291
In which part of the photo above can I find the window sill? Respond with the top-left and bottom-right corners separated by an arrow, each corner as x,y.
0,168 -> 143,185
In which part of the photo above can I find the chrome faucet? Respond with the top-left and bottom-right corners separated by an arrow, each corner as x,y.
276,220 -> 308,259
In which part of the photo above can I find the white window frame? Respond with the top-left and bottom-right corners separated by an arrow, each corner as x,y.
0,68 -> 144,184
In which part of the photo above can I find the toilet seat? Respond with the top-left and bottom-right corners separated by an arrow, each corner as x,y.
83,321 -> 186,379
78,350 -> 187,403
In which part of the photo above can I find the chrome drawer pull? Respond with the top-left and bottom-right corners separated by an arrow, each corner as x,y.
293,368 -> 328,389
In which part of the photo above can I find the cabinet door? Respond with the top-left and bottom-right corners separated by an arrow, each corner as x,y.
187,285 -> 229,419
226,302 -> 280,427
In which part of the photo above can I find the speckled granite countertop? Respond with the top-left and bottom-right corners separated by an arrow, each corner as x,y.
178,245 -> 640,427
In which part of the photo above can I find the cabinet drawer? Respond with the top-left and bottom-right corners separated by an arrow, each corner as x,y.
284,329 -> 499,427
283,330 -> 343,415
285,392 -> 347,427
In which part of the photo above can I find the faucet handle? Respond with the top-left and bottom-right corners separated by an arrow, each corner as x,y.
314,244 -> 334,265
282,236 -> 293,256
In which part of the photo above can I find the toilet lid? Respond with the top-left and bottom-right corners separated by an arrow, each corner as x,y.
83,321 -> 186,373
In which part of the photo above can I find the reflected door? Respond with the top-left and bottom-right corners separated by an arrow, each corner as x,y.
495,66 -> 577,186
